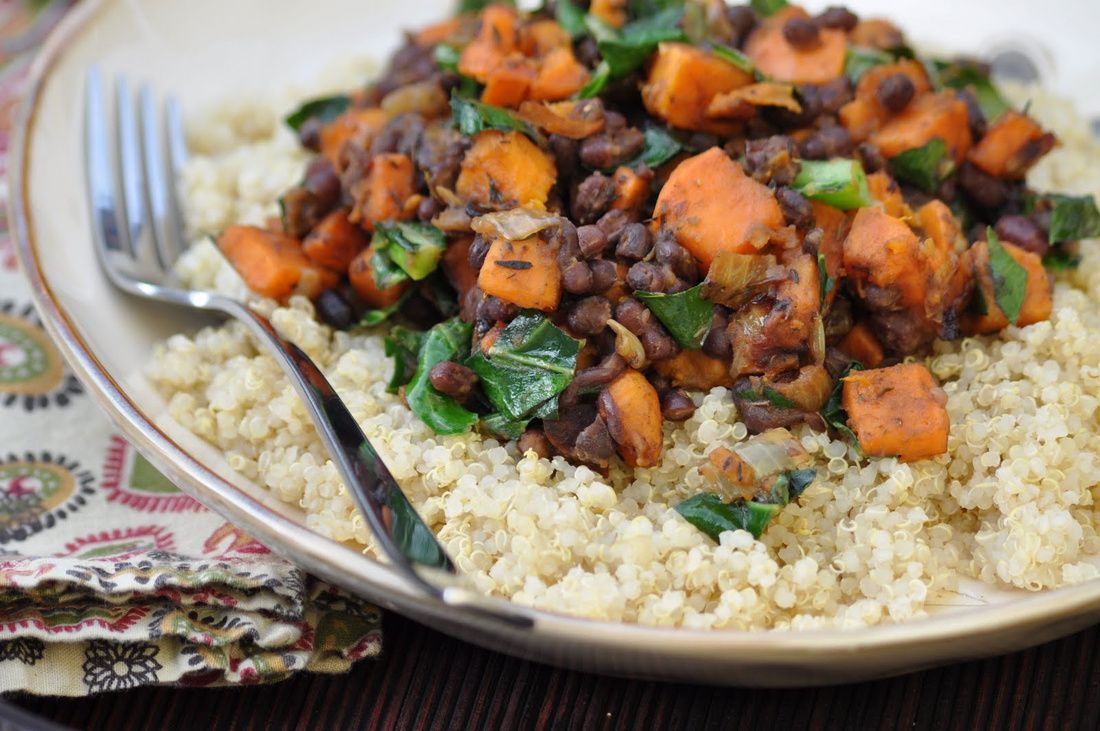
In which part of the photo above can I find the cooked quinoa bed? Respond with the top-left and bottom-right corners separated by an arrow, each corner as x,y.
147,83 -> 1100,630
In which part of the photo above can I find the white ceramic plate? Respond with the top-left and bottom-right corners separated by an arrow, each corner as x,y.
11,0 -> 1100,686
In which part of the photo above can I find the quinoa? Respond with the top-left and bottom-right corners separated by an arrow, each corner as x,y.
146,83 -> 1100,631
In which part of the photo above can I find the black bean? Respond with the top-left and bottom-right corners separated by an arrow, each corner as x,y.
958,162 -> 1008,210
589,259 -> 619,293
641,329 -> 680,362
429,361 -> 479,401
562,260 -> 595,295
823,295 -> 853,343
477,295 -> 518,322
626,261 -> 676,293
315,289 -> 355,330
577,225 -> 609,259
744,135 -> 801,186
616,223 -> 653,260
816,77 -> 854,114
725,5 -> 758,39
549,134 -> 580,184
702,309 -> 732,359
596,209 -> 632,242
574,416 -> 616,467
517,428 -> 553,459
575,35 -> 601,67
468,235 -> 490,269
777,187 -> 814,229
799,125 -> 853,160
614,297 -> 649,334
653,234 -> 697,281
579,127 -> 646,170
783,17 -> 820,49
995,214 -> 1049,256
661,389 -> 697,421
298,117 -> 323,152
417,196 -> 442,223
876,73 -> 916,113
568,296 -> 612,336
554,218 -> 581,262
687,132 -> 721,151
816,6 -> 858,30
573,172 -> 617,225
856,142 -> 886,173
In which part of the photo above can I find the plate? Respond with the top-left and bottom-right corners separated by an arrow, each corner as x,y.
10,0 -> 1100,686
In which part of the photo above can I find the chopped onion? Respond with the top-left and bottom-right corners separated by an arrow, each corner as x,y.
472,207 -> 561,241
707,82 -> 802,119
809,314 -> 826,366
381,81 -> 449,118
516,99 -> 605,139
431,206 -> 473,233
731,428 -> 811,479
606,319 -> 647,369
433,186 -> 463,208
702,251 -> 779,307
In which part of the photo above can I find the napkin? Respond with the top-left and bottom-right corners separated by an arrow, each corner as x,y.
0,1 -> 380,697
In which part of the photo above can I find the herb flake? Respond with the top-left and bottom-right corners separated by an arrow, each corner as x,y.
635,284 -> 712,349
450,91 -> 540,141
284,95 -> 350,133
987,227 -> 1028,325
888,137 -> 953,193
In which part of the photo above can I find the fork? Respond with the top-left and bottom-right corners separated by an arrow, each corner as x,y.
81,68 -> 505,618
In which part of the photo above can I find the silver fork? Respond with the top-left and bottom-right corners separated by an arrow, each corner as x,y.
82,68 -> 491,615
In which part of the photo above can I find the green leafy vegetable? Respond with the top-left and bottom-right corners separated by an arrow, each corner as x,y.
627,125 -> 686,170
750,0 -> 788,17
675,493 -> 781,540
888,137 -> 953,193
1047,193 -> 1100,244
284,94 -> 350,133
450,91 -> 539,141
577,61 -> 612,99
986,227 -> 1028,325
629,0 -> 685,17
405,318 -> 479,435
373,222 -> 446,281
456,0 -> 514,12
785,468 -> 817,501
434,44 -> 461,73
360,290 -> 413,328
821,361 -> 863,445
817,252 -> 835,309
792,159 -> 873,210
467,312 -> 582,421
1043,251 -> 1080,271
370,248 -> 411,290
734,385 -> 797,410
935,60 -> 1009,122
556,0 -> 587,38
480,412 -> 531,440
713,45 -> 758,76
635,284 -> 712,349
383,326 -> 427,393
593,6 -> 686,80
844,46 -> 894,83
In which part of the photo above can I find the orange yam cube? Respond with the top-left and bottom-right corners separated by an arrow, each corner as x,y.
589,0 -> 627,28
842,363 -> 950,461
218,225 -> 336,301
520,19 -> 572,57
840,60 -> 932,141
319,108 -> 388,167
653,350 -> 735,391
967,110 -> 1056,179
641,43 -> 753,134
838,322 -> 884,368
477,236 -> 562,311
414,18 -> 462,47
610,165 -> 652,214
302,209 -> 369,271
598,369 -> 663,468
481,57 -> 536,107
530,47 -> 590,101
964,239 -> 1053,333
354,153 -> 416,231
348,245 -> 409,309
456,130 -> 557,209
458,5 -> 520,83
812,200 -> 850,309
744,24 -> 847,84
870,92 -> 972,161
917,199 -> 963,255
843,206 -> 930,310
654,147 -> 785,272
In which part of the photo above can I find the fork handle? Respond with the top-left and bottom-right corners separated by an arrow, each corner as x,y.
213,297 -> 457,595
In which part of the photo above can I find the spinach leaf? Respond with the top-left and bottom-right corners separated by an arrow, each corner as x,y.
986,227 -> 1028,325
370,248 -> 411,290
817,252 -> 835,309
676,493 -> 781,540
434,44 -> 461,73
405,318 -> 479,435
935,60 -> 1010,122
284,94 -> 350,133
373,222 -> 446,281
450,91 -> 539,141
786,468 -> 817,501
629,0 -> 685,17
383,326 -> 427,393
844,46 -> 894,83
821,361 -> 863,444
713,45 -> 758,76
467,312 -> 582,421
750,0 -> 788,17
360,290 -> 412,328
793,159 -> 873,210
595,7 -> 686,79
481,412 -> 531,440
577,61 -> 613,99
1047,193 -> 1100,243
627,125 -> 686,169
888,137 -> 953,193
1043,251 -> 1080,271
456,0 -> 514,12
556,0 -> 587,38
635,284 -> 712,349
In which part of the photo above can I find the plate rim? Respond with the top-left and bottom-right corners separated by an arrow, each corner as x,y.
9,0 -> 1100,682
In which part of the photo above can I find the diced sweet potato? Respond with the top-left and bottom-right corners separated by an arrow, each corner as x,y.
762,253 -> 820,353
520,19 -> 572,56
843,206 -> 935,310
589,0 -> 627,28
849,18 -> 904,50
917,199 -> 963,255
319,108 -> 388,167
838,322 -> 884,368
967,110 -> 1056,179
530,47 -> 590,102
477,236 -> 561,311
654,147 -> 784,272
869,91 -> 972,161
866,171 -> 908,218
219,225 -> 337,301
352,153 -> 416,231
458,4 -> 519,83
840,60 -> 932,141
441,236 -> 479,300
744,24 -> 847,84
854,59 -> 931,101
964,239 -> 1053,333
641,43 -> 753,134
302,209 -> 369,271
610,166 -> 651,214
812,201 -> 850,308
706,447 -> 757,498
598,369 -> 663,468
481,57 -> 537,107
455,130 -> 557,209
348,245 -> 409,309
842,363 -> 949,461
653,350 -> 735,391
414,18 -> 462,47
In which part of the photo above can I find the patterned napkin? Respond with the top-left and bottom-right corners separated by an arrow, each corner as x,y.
0,1 -> 381,697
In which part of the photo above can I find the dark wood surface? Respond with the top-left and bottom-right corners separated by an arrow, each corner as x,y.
6,614 -> 1100,730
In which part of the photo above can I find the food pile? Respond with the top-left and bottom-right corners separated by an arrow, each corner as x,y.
214,0 -> 1100,542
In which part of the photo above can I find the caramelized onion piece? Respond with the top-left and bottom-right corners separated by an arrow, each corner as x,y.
472,207 -> 561,241
516,99 -> 606,140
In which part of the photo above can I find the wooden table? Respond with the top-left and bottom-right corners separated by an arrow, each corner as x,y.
7,614 -> 1099,729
